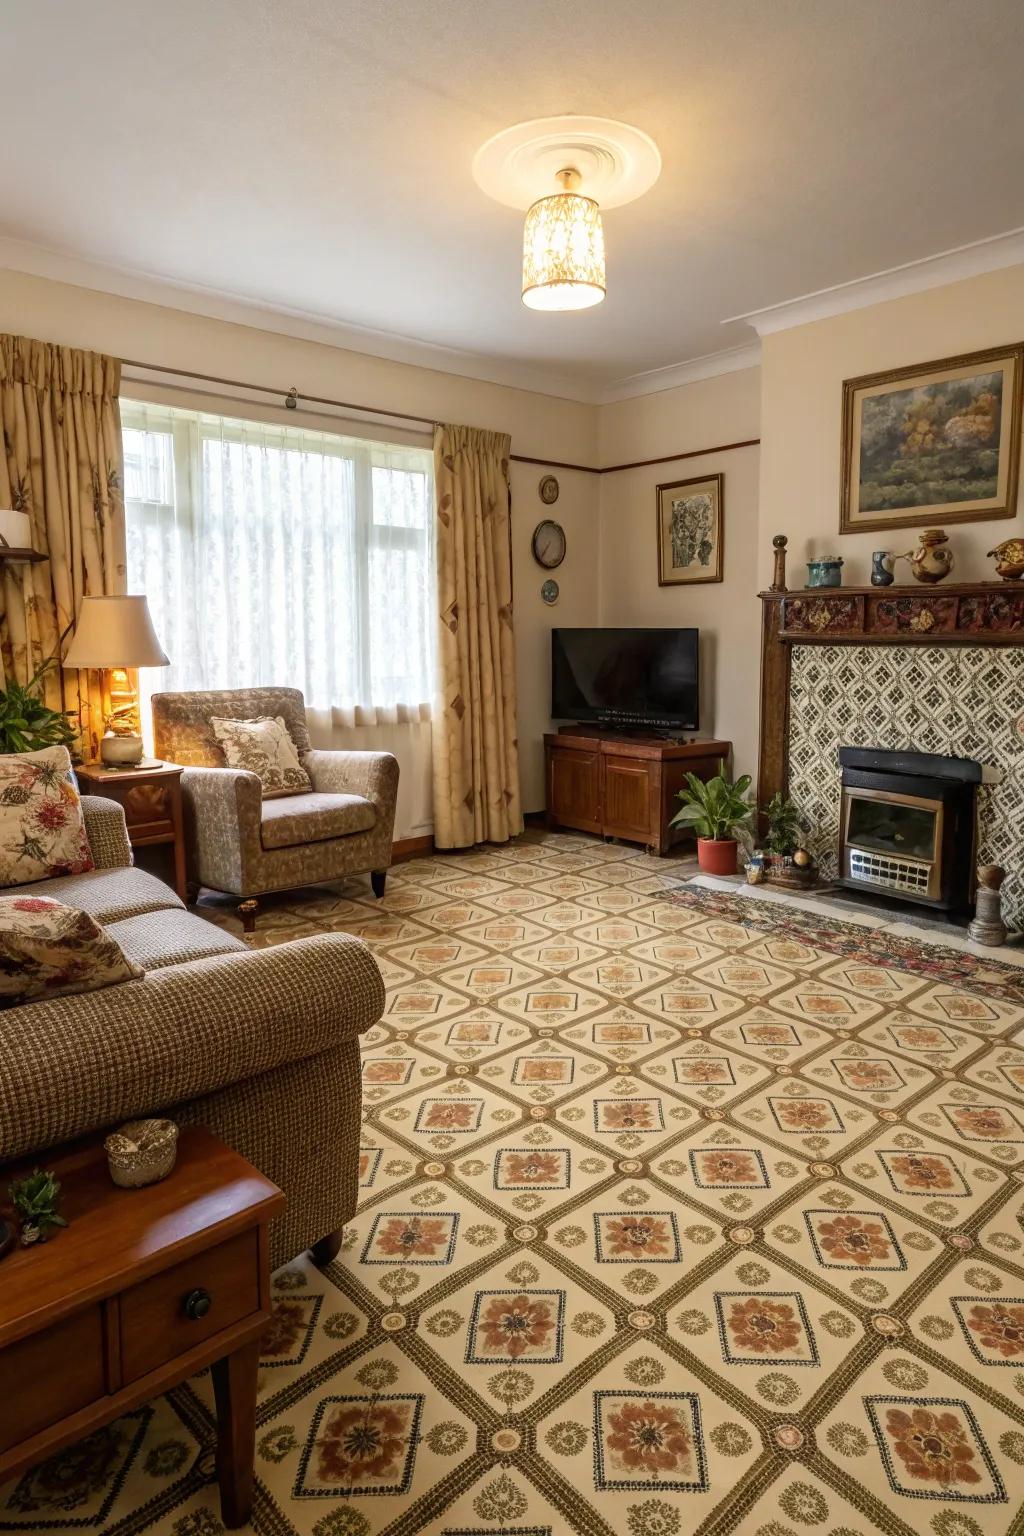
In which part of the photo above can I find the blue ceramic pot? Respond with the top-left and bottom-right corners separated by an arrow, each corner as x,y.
871,551 -> 896,586
806,558 -> 844,588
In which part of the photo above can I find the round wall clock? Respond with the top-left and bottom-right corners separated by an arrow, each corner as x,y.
532,519 -> 566,570
539,474 -> 560,505
541,578 -> 559,605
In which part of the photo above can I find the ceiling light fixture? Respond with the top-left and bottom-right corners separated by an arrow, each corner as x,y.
473,116 -> 661,317
522,167 -> 605,311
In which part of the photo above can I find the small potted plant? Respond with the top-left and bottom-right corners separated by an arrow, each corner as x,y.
669,765 -> 755,876
9,1168 -> 68,1246
761,791 -> 814,887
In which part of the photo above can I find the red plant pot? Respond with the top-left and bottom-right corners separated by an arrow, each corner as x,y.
696,837 -> 738,876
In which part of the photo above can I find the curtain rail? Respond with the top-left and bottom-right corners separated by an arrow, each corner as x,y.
119,357 -> 760,474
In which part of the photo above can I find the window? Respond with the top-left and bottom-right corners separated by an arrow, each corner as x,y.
122,400 -> 435,725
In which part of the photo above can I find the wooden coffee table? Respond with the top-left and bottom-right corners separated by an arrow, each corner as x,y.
0,1129 -> 285,1527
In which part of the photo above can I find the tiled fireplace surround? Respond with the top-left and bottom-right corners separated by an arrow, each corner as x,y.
787,643 -> 1024,928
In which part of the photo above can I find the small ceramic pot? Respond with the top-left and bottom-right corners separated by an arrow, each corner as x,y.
988,538 -> 1024,581
905,528 -> 954,583
806,558 -> 843,588
105,1118 -> 179,1188
697,837 -> 738,876
871,551 -> 896,586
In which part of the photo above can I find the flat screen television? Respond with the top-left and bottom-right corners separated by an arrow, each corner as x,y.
551,627 -> 699,731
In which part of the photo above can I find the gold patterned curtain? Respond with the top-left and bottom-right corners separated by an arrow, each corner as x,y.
432,423 -> 523,848
0,336 -> 125,759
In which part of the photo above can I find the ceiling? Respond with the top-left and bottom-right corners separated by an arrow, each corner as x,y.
4,0 -> 1024,399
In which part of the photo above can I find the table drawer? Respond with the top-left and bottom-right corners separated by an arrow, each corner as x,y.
0,1309 -> 105,1454
120,1230 -> 259,1384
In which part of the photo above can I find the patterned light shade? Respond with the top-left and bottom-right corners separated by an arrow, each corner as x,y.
521,186 -> 606,311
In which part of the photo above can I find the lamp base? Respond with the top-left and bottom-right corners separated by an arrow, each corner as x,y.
100,731 -> 144,768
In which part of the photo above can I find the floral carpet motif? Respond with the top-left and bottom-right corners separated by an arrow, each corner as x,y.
6,830 -> 1024,1536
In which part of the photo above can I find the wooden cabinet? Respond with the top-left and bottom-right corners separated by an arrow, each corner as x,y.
0,1130 -> 284,1529
544,729 -> 731,855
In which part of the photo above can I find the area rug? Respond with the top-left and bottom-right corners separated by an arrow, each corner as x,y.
6,830 -> 1024,1536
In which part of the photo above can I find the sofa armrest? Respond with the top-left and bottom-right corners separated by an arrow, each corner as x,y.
179,765 -> 264,892
304,750 -> 399,817
81,795 -> 133,869
0,932 -> 384,1162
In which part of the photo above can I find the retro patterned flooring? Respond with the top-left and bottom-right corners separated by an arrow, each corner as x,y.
6,831 -> 1024,1536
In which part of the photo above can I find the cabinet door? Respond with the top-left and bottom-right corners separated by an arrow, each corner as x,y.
603,759 -> 655,841
547,747 -> 602,834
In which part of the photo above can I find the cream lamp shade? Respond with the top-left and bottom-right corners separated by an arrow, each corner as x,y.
62,596 -> 169,671
521,168 -> 606,311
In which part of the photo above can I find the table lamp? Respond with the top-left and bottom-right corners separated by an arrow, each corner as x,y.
62,595 -> 169,767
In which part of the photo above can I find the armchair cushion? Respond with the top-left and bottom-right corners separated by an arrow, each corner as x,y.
210,714 -> 312,798
260,791 -> 376,850
152,686 -> 312,767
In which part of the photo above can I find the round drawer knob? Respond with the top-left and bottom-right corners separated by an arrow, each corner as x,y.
184,1287 -> 212,1321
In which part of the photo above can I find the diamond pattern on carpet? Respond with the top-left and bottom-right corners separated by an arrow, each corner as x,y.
5,830 -> 1024,1536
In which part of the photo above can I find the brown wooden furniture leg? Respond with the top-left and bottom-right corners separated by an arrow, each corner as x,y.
238,899 -> 259,934
309,1227 -> 344,1266
211,1338 -> 261,1528
371,870 -> 387,898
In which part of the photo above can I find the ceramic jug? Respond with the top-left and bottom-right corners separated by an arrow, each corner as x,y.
870,551 -> 896,587
905,528 -> 954,583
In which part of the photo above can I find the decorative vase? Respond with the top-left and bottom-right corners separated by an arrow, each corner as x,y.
104,1118 -> 179,1188
905,529 -> 954,583
100,730 -> 144,768
805,557 -> 844,588
696,837 -> 738,876
988,538 -> 1024,581
870,551 -> 896,586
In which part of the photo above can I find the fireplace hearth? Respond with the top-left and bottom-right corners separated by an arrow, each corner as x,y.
837,746 -> 981,911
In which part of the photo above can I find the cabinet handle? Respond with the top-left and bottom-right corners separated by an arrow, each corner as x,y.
183,1287 -> 212,1321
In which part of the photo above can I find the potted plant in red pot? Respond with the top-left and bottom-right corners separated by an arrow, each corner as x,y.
669,765 -> 754,876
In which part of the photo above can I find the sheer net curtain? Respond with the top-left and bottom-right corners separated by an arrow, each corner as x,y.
122,401 -> 435,753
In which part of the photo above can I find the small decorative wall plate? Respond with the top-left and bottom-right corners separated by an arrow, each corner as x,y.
541,578 -> 560,605
539,474 -> 560,505
532,519 -> 566,569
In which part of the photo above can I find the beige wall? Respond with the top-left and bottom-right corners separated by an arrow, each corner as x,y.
598,368 -> 762,777
758,263 -> 1024,589
0,267 -> 599,837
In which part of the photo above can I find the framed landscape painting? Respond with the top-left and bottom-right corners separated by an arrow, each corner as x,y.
840,343 -> 1024,533
656,473 -> 723,585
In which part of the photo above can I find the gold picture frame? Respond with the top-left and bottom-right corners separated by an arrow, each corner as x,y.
840,342 -> 1024,533
656,473 -> 723,585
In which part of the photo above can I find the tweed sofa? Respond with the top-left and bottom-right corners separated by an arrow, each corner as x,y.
0,796 -> 383,1269
151,686 -> 399,901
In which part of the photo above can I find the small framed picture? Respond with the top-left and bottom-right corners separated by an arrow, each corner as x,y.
656,473 -> 723,585
840,343 -> 1024,533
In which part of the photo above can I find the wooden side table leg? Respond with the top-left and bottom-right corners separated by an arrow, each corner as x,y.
211,1338 -> 260,1528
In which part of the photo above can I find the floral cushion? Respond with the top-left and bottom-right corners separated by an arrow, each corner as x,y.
209,715 -> 312,798
0,746 -> 95,888
0,893 -> 142,1004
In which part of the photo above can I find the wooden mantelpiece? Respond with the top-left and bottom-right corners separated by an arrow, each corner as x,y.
757,537 -> 1024,811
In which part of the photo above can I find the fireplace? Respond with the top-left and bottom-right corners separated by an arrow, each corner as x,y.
837,747 -> 981,910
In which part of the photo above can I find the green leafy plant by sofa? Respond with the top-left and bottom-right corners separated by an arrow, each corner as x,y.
763,791 -> 803,855
0,659 -> 75,755
9,1168 -> 68,1245
669,765 -> 755,845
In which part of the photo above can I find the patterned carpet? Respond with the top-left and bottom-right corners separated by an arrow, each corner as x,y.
6,830 -> 1024,1536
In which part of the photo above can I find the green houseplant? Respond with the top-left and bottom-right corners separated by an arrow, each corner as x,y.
0,658 -> 75,755
9,1168 -> 68,1246
763,791 -> 802,856
669,765 -> 755,876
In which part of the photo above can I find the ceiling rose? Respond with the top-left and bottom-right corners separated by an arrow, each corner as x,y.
474,115 -> 661,313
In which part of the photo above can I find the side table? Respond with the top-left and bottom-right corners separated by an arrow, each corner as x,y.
0,1129 -> 285,1528
76,759 -> 187,902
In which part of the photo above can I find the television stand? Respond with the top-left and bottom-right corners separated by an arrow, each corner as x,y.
544,727 -> 731,855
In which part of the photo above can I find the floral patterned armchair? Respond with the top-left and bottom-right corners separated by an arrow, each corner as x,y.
151,687 -> 399,906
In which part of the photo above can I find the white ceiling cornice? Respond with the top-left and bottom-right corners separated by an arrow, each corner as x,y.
727,225 -> 1024,338
598,343 -> 761,404
0,235 -> 600,406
